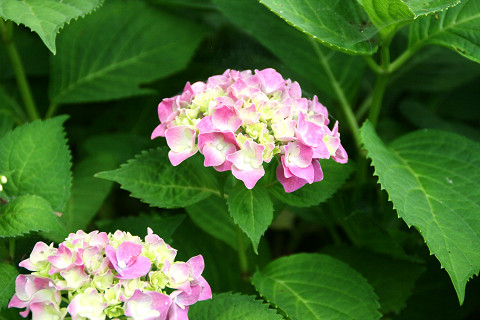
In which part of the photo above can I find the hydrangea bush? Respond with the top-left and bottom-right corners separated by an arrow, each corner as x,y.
1,0 -> 480,319
151,68 -> 347,192
8,229 -> 211,320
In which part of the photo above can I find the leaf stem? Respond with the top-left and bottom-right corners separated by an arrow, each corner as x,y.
308,37 -> 362,152
0,19 -> 40,121
368,45 -> 390,127
45,102 -> 59,119
363,55 -> 383,74
388,44 -> 422,73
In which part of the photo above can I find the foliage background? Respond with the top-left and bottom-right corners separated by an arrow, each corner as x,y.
1,0 -> 480,319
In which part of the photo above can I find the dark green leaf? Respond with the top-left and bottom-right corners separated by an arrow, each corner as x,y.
95,148 -> 218,208
0,195 -> 66,238
259,0 -> 378,54
0,0 -> 104,54
253,253 -> 381,319
212,0 -> 366,101
49,0 -> 207,105
409,0 -> 480,63
0,263 -> 17,310
63,154 -> 116,232
95,214 -> 185,244
361,121 -> 480,303
186,196 -> 249,251
0,116 -> 72,212
358,0 -> 460,36
268,160 -> 353,207
189,292 -> 283,320
227,184 -> 273,253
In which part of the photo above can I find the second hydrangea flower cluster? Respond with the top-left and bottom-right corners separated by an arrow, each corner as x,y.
152,68 -> 347,192
8,229 -> 211,320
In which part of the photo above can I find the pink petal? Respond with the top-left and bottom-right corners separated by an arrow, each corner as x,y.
151,124 -> 166,139
276,163 -> 308,193
212,105 -> 242,132
230,165 -> 265,189
312,160 -> 324,182
187,255 -> 205,279
333,144 -> 348,164
196,116 -> 215,134
255,68 -> 285,94
116,256 -> 151,279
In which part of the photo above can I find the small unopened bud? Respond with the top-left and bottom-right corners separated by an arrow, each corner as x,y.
0,176 -> 6,184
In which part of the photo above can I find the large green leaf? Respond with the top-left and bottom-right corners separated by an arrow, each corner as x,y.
49,0 -> 207,105
358,0 -> 460,37
0,0 -> 103,54
189,292 -> 283,320
259,0 -> 378,54
0,195 -> 65,238
213,0 -> 366,101
186,196 -> 249,251
95,148 -> 218,209
361,121 -> 480,304
409,0 -> 480,64
0,116 -> 72,212
253,253 -> 381,320
0,263 -> 17,310
323,246 -> 425,315
227,184 -> 273,254
268,160 -> 353,207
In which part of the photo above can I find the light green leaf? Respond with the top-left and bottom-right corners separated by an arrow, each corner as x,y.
253,253 -> 381,320
0,195 -> 66,238
212,0 -> 366,100
0,263 -> 17,310
360,121 -> 480,304
323,246 -> 425,315
409,0 -> 480,64
49,0 -> 207,105
189,292 -> 283,320
0,116 -> 72,212
259,0 -> 378,54
95,148 -> 218,209
227,184 -> 273,253
268,160 -> 353,207
357,0 -> 460,37
186,196 -> 248,251
0,0 -> 103,54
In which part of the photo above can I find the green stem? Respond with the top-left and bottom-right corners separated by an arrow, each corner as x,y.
388,44 -> 422,73
363,55 -> 383,74
308,37 -> 362,152
368,45 -> 390,127
45,102 -> 59,119
236,227 -> 249,279
0,19 -> 40,121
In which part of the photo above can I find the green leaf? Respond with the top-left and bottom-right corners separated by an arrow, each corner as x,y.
0,88 -> 24,133
0,0 -> 103,54
253,253 -> 381,320
0,195 -> 65,238
360,121 -> 480,304
95,214 -> 185,244
212,0 -> 366,101
409,0 -> 480,64
268,160 -> 353,207
186,196 -> 249,251
0,263 -> 17,310
189,292 -> 283,320
258,0 -> 378,54
227,184 -> 273,253
63,154 -> 116,232
49,0 -> 207,105
95,148 -> 218,209
358,0 -> 460,37
323,246 -> 425,315
0,116 -> 72,212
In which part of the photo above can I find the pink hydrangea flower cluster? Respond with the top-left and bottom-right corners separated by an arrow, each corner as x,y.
151,68 -> 347,192
8,229 -> 211,320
